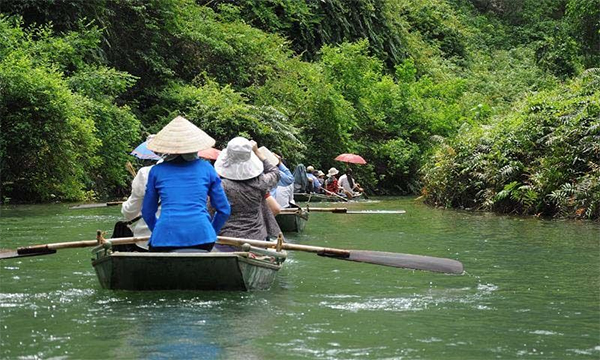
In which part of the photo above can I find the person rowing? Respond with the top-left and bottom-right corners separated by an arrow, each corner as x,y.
338,168 -> 364,199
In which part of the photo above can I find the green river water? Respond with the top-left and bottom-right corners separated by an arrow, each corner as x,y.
0,197 -> 598,359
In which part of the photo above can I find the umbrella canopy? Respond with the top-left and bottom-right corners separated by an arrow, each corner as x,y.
198,147 -> 221,161
131,141 -> 161,161
334,153 -> 367,165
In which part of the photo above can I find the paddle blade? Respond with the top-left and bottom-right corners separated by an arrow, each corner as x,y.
319,250 -> 464,274
0,248 -> 57,260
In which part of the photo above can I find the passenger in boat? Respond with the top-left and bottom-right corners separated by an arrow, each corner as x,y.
306,166 -> 322,193
325,167 -> 343,196
214,137 -> 280,243
260,146 -> 295,208
142,116 -> 231,252
338,168 -> 364,199
274,175 -> 295,208
293,164 -> 310,194
120,135 -> 161,249
316,170 -> 326,192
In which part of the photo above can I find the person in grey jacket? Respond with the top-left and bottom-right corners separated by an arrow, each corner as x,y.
214,137 -> 280,242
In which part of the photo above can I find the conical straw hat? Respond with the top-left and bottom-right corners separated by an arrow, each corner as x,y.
147,116 -> 215,154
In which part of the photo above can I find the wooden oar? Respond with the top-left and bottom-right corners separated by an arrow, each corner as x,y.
0,235 -> 148,260
69,201 -> 123,210
279,207 -> 406,215
322,188 -> 349,202
217,236 -> 463,274
0,234 -> 463,274
126,161 -> 137,177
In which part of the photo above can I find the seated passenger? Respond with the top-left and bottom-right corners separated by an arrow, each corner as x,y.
325,167 -> 342,195
214,137 -> 280,242
142,116 -> 231,252
120,135 -> 160,250
292,164 -> 310,194
306,165 -> 322,193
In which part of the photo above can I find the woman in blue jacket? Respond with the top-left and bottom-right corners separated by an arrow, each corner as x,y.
142,116 -> 231,252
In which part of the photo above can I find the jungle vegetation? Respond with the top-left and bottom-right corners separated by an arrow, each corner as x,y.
0,0 -> 598,219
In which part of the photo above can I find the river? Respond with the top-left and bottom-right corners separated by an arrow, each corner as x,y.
0,198 -> 598,359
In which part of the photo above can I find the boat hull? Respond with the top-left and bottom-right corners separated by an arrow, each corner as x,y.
294,193 -> 342,203
275,211 -> 309,233
92,251 -> 282,291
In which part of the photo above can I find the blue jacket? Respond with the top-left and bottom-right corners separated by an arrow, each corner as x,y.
142,159 -> 231,248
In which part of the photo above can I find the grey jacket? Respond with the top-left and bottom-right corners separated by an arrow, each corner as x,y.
219,159 -> 280,240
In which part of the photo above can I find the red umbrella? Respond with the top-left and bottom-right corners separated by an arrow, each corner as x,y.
334,153 -> 367,165
198,148 -> 221,161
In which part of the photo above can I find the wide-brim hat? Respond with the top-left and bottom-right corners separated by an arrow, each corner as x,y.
215,137 -> 264,180
327,167 -> 339,177
147,116 -> 215,154
258,146 -> 278,167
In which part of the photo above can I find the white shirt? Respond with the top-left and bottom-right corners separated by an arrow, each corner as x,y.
121,166 -> 160,244
338,174 -> 353,193
275,183 -> 295,208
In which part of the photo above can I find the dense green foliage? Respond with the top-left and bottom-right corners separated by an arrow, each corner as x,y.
0,0 -> 597,219
0,17 -> 139,201
422,70 -> 599,219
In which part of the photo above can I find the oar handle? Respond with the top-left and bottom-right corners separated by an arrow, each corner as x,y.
279,208 -> 302,215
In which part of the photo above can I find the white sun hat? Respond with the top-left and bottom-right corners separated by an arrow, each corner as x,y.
215,137 -> 264,180
327,167 -> 339,177
147,116 -> 215,154
258,146 -> 279,167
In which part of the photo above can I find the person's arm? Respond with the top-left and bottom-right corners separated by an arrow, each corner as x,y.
142,168 -> 159,231
208,169 -> 231,234
266,193 -> 281,215
277,161 -> 294,186
252,142 -> 280,191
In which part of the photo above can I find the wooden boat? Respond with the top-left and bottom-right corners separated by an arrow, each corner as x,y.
276,208 -> 309,233
91,242 -> 286,291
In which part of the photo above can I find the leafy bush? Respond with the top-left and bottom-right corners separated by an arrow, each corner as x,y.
0,17 -> 140,202
422,70 -> 600,219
